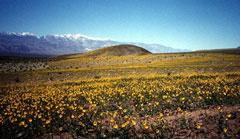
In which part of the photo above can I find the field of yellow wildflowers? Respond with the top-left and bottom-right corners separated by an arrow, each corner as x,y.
0,51 -> 240,138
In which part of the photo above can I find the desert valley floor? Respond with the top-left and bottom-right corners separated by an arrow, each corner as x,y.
1,46 -> 240,138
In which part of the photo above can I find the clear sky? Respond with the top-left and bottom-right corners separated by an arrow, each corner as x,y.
0,0 -> 240,50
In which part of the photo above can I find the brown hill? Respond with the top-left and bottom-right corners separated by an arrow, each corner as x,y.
84,44 -> 151,56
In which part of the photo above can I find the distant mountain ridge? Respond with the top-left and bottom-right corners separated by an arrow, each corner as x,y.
0,32 -> 190,56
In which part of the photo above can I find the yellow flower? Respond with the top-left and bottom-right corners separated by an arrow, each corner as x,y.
162,95 -> 167,99
110,118 -> 114,123
131,120 -> 136,126
143,121 -> 149,129
19,121 -> 25,126
46,119 -> 51,124
113,124 -> 118,129
223,127 -> 228,133
226,114 -> 231,118
196,123 -> 201,129
121,121 -> 129,128
159,112 -> 164,118
180,97 -> 185,101
177,107 -> 182,112
93,121 -> 97,126
144,124 -> 149,129
28,118 -> 33,123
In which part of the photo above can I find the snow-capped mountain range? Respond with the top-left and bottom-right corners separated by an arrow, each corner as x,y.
0,32 -> 190,56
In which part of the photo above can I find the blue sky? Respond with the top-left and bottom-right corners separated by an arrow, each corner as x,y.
0,0 -> 240,50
